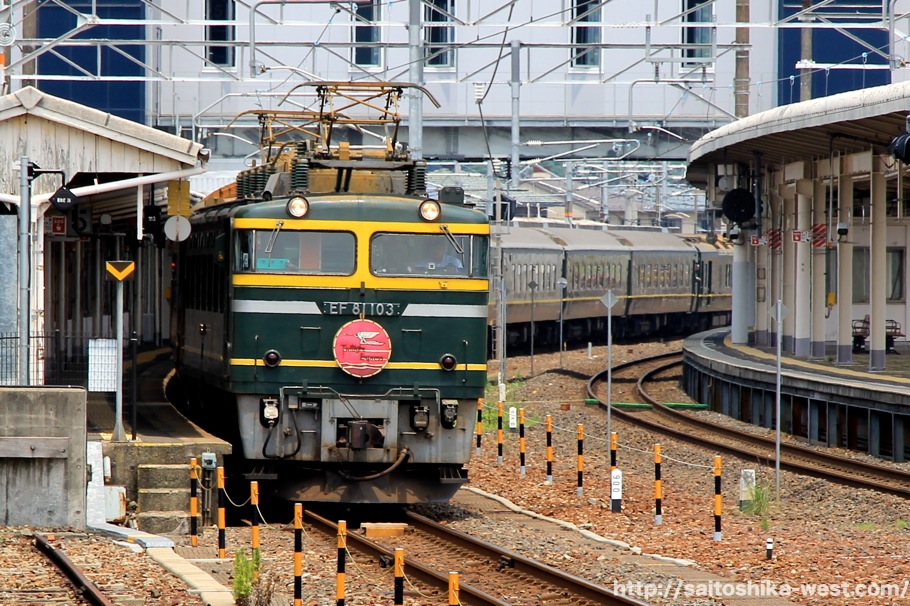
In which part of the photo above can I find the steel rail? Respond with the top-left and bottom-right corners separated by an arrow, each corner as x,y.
34,533 -> 116,606
585,352 -> 910,498
404,511 -> 652,606
303,509 -> 651,606
303,509 -> 508,606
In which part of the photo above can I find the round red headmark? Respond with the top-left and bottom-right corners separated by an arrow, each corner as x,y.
332,318 -> 392,378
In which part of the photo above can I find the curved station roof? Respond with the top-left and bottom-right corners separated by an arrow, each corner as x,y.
686,80 -> 910,184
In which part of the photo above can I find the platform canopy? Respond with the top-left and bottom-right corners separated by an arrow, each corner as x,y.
686,80 -> 910,186
0,85 -> 206,227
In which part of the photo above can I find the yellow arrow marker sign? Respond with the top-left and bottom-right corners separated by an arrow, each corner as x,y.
106,261 -> 136,281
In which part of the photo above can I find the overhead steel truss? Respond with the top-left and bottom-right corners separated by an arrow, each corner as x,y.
2,1 -> 905,85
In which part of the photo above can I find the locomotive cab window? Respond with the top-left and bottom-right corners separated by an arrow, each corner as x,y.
371,233 -> 488,278
235,229 -> 355,275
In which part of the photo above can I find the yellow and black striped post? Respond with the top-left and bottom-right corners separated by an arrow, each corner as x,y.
713,456 -> 722,541
189,457 -> 198,547
294,503 -> 303,606
654,444 -> 662,526
393,548 -> 404,606
497,401 -> 504,464
518,408 -> 526,476
545,415 -> 553,485
250,481 -> 260,580
576,424 -> 584,497
474,399 -> 483,455
216,466 -> 226,559
610,431 -> 618,471
448,572 -> 460,606
337,520 -> 347,606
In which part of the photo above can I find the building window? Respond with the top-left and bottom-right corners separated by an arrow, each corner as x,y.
572,1 -> 601,68
425,0 -> 454,68
683,0 -> 712,65
354,0 -> 381,68
853,247 -> 905,303
206,0 -> 235,68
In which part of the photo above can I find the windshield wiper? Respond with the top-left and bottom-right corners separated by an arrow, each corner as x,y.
440,224 -> 464,254
264,220 -> 285,254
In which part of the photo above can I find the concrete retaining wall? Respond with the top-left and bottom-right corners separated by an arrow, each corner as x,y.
0,387 -> 87,527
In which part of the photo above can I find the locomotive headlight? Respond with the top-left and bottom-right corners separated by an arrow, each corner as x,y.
263,349 -> 282,367
440,401 -> 458,429
286,196 -> 310,218
419,199 -> 441,221
410,404 -> 430,432
439,353 -> 457,371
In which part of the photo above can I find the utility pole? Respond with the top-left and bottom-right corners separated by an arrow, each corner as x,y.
734,0 -> 750,117
800,0 -> 813,102
17,157 -> 29,385
510,40 -> 521,189
408,0 -> 424,159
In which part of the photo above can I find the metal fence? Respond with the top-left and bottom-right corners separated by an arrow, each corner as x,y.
0,331 -> 138,394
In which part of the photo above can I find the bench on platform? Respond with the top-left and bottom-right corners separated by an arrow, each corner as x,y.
851,315 -> 905,353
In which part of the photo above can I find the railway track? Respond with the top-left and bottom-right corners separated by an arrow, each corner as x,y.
33,533 -> 115,606
586,351 -> 910,498
0,532 -> 113,606
302,509 -> 651,606
0,530 -> 201,606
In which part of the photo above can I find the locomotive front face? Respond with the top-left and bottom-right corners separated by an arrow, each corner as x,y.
223,197 -> 490,501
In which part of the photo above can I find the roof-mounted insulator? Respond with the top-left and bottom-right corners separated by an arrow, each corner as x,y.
237,170 -> 251,198
291,156 -> 309,192
254,165 -> 269,197
406,159 -> 427,196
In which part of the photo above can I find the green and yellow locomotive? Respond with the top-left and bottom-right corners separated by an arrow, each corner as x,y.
170,83 -> 490,503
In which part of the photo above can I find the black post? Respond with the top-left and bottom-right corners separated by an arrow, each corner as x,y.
54,329 -> 62,385
130,331 -> 138,440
